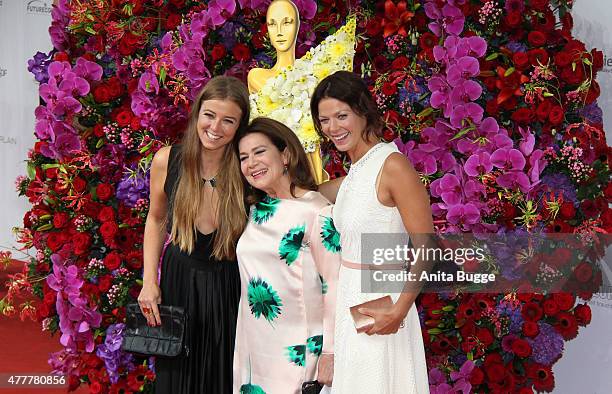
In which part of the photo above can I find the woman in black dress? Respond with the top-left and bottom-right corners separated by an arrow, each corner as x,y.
138,76 -> 250,393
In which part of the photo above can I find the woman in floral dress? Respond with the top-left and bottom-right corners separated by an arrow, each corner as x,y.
233,117 -> 341,394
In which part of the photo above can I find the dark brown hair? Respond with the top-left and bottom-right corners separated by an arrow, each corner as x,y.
310,70 -> 384,141
171,76 -> 249,260
238,117 -> 317,204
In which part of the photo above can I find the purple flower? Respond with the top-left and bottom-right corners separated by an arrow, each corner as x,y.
505,0 -> 525,13
447,203 -> 481,228
49,0 -> 71,50
208,0 -> 237,26
528,323 -> 564,365
450,360 -> 474,393
540,174 -> 577,202
449,103 -> 483,128
496,170 -> 531,193
293,0 -> 318,19
138,71 -> 160,95
238,0 -> 269,11
450,80 -> 482,105
73,57 -> 103,81
41,130 -> 82,160
458,36 -> 487,58
578,102 -> 603,124
447,56 -> 480,87
442,4 -> 465,35
27,51 -> 54,83
117,167 -> 150,207
96,323 -> 134,384
491,148 -> 526,171
464,152 -> 492,176
429,368 -> 453,394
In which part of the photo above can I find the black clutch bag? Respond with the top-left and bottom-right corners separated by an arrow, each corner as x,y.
302,380 -> 323,394
122,303 -> 189,357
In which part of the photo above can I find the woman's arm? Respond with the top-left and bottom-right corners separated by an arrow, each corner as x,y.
361,153 -> 434,335
138,146 -> 171,326
318,176 -> 345,203
309,204 -> 342,385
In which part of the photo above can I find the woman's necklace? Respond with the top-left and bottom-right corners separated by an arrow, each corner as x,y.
201,176 -> 217,188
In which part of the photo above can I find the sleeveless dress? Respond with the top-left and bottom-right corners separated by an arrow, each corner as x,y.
331,143 -> 429,394
155,145 -> 241,394
233,191 -> 341,394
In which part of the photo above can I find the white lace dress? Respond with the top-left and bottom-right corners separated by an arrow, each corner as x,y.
331,143 -> 429,394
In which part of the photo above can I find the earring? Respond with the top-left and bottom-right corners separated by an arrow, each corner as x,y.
282,164 -> 288,175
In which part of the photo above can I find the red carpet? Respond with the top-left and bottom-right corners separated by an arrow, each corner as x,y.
0,261 -> 87,393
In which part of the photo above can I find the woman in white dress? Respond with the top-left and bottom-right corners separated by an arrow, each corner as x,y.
311,71 -> 431,394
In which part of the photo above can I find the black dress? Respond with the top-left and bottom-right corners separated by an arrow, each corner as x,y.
155,145 -> 240,394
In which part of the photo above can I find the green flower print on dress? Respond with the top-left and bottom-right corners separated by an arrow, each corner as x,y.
278,224 -> 305,266
247,277 -> 283,323
320,216 -> 341,253
307,335 -> 323,356
240,384 -> 266,394
252,195 -> 280,224
285,345 -> 306,367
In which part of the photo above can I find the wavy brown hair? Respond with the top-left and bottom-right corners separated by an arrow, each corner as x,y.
310,70 -> 384,141
237,117 -> 317,205
170,76 -> 249,260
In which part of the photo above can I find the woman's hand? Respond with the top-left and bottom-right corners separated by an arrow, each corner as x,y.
359,301 -> 411,335
137,283 -> 162,326
317,353 -> 334,386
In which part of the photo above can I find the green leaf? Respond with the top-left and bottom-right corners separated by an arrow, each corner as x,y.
485,53 -> 499,61
320,216 -> 341,253
442,305 -> 455,312
572,62 -> 576,71
583,58 -> 592,66
428,328 -> 442,335
36,223 -> 53,231
449,125 -> 475,141
96,138 -> 105,149
417,107 -> 434,119
278,224 -> 305,265
85,26 -> 97,35
159,67 -> 167,84
247,277 -> 282,323
27,162 -> 36,180
504,67 -> 515,77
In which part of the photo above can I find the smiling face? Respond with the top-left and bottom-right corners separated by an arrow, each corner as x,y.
266,0 -> 299,53
196,99 -> 243,152
239,132 -> 289,195
317,97 -> 369,153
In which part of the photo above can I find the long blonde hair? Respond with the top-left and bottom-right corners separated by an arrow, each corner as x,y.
170,76 -> 249,260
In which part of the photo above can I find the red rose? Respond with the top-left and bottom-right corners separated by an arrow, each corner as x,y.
561,65 -> 585,85
115,110 -> 132,127
54,52 -> 70,62
98,275 -> 113,293
542,298 -> 559,316
512,52 -> 529,70
72,177 -> 87,193
553,292 -> 575,311
511,338 -> 532,357
72,233 -> 92,255
165,13 -> 181,30
53,212 -> 70,229
46,232 -> 65,252
92,124 -> 105,137
528,48 -> 549,67
98,206 -> 116,223
580,199 -> 599,218
211,44 -> 227,61
548,105 -> 564,126
554,51 -> 572,67
505,11 -> 522,27
528,31 -> 547,47
232,43 -> 250,61
476,328 -> 494,346
169,0 -> 185,7
511,108 -> 534,124
574,304 -> 592,326
104,252 -> 122,271
366,18 -> 383,36
559,201 -> 576,219
484,362 -> 505,382
530,0 -> 550,11
522,321 -> 539,337
574,261 -> 593,283
391,56 -> 409,70
535,100 -> 552,121
470,367 -> 485,385
45,167 -> 58,179
591,49 -> 604,70
107,77 -> 122,99
96,184 -> 114,201
37,303 -> 50,319
586,80 -> 601,104
93,85 -> 111,103
99,221 -> 119,239
522,301 -> 543,322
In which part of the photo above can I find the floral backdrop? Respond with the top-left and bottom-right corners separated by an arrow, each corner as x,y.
1,0 -> 610,392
